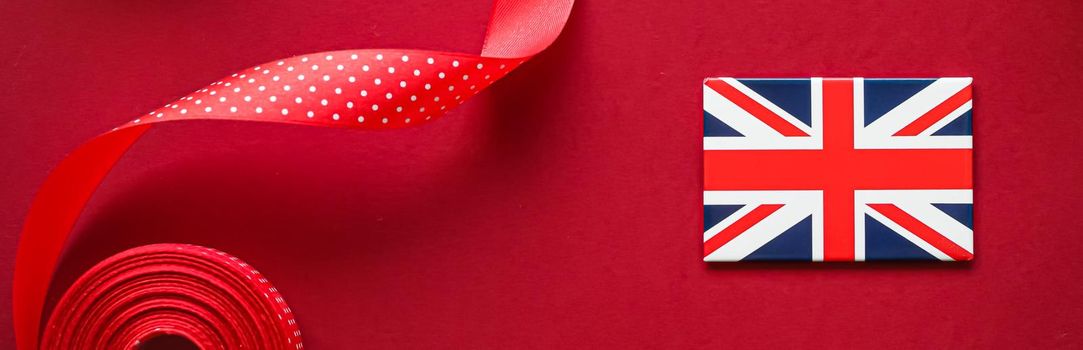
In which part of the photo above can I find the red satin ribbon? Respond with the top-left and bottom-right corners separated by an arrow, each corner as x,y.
13,1 -> 574,348
41,244 -> 302,349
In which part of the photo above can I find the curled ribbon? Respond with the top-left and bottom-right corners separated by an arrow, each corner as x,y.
13,0 -> 574,348
41,244 -> 301,349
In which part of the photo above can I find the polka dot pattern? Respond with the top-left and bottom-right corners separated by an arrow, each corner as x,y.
13,2 -> 575,349
133,50 -> 523,129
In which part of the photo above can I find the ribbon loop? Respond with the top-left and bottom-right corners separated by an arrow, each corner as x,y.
14,1 -> 574,348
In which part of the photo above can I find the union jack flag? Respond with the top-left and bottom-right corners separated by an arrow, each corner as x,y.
703,78 -> 973,262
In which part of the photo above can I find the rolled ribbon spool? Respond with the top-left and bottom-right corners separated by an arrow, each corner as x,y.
41,244 -> 301,349
14,1 -> 574,348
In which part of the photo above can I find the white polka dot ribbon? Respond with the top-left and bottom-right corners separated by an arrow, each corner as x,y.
137,51 -> 520,129
12,1 -> 574,349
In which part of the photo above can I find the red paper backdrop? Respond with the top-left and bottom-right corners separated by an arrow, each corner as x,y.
2,0 -> 1081,348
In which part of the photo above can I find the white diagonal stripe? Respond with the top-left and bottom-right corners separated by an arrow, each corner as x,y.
704,84 -> 784,139
703,204 -> 756,242
722,78 -> 815,136
703,190 -> 821,262
919,100 -> 972,137
864,78 -> 971,137
864,206 -> 952,261
704,203 -> 811,261
894,202 -> 973,253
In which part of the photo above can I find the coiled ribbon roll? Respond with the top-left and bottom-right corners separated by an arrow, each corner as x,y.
41,244 -> 301,349
13,0 -> 574,348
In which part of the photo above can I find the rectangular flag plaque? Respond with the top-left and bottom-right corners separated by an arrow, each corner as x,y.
702,78 -> 973,262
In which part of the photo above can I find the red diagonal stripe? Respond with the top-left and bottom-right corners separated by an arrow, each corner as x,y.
893,85 -> 972,136
704,204 -> 784,257
867,203 -> 973,261
704,79 -> 810,137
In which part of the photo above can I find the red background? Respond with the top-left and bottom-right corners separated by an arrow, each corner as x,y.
2,0 -> 1082,348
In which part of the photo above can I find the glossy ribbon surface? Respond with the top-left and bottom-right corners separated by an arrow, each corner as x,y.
14,0 -> 574,348
42,244 -> 301,349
